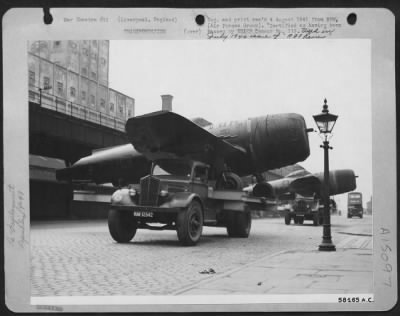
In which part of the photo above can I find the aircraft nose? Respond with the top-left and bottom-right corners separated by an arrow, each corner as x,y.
257,113 -> 310,169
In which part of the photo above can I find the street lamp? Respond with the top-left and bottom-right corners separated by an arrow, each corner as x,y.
313,98 -> 338,252
38,85 -> 52,106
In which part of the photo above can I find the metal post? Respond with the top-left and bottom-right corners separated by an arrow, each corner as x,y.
319,138 -> 336,251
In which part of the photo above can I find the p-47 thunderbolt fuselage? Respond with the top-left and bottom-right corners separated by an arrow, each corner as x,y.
57,111 -> 311,188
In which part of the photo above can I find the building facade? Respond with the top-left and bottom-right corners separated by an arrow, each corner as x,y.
366,196 -> 372,215
28,40 -> 135,130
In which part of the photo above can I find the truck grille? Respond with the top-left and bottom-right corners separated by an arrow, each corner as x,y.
139,176 -> 160,206
295,200 -> 308,212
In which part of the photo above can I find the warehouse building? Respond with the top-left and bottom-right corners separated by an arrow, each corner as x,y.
28,40 -> 135,130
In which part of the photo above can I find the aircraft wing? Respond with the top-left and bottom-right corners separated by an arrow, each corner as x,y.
56,144 -> 151,185
125,111 -> 247,163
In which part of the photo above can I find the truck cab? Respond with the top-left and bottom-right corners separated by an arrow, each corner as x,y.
108,158 -> 212,246
284,195 -> 323,226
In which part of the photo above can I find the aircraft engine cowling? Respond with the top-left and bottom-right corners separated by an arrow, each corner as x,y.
251,182 -> 275,199
323,169 -> 357,196
222,113 -> 311,176
307,169 -> 357,197
250,113 -> 310,171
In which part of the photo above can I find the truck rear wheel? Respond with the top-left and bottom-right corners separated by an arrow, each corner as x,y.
108,209 -> 137,243
226,210 -> 251,238
313,213 -> 319,226
284,213 -> 291,225
176,200 -> 203,246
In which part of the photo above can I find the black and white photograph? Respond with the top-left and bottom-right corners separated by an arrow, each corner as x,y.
3,7 -> 397,313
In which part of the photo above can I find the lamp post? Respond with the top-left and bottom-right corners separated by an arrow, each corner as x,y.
38,85 -> 52,106
313,99 -> 338,252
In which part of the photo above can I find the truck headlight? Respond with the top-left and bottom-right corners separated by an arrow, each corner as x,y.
160,189 -> 168,197
111,191 -> 123,203
128,188 -> 137,196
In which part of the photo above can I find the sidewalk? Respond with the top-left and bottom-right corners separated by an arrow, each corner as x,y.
175,234 -> 373,295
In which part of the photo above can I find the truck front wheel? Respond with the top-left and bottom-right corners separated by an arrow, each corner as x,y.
108,210 -> 137,243
176,200 -> 203,246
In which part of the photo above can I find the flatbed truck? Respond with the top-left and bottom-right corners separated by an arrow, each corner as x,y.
75,158 -> 275,246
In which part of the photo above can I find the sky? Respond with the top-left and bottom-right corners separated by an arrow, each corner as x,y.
109,39 -> 372,211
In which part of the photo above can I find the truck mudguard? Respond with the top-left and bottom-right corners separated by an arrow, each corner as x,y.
164,192 -> 202,209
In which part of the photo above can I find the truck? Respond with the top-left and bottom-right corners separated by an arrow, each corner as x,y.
107,158 -> 273,246
347,192 -> 363,218
283,195 -> 324,226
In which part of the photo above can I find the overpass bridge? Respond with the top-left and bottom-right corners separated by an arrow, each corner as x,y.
29,89 -> 129,165
29,89 -> 130,219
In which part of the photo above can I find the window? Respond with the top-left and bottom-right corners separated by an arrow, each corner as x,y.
57,82 -> 63,95
70,87 -> 76,97
81,91 -> 86,100
29,71 -> 35,86
91,71 -> 97,79
92,40 -> 97,46
54,41 -> 61,48
81,67 -> 87,76
127,109 -> 132,117
90,95 -> 95,105
109,102 -> 115,112
91,52 -> 97,59
100,57 -> 106,65
152,159 -> 191,178
194,166 -> 208,182
100,98 -> 105,108
43,76 -> 50,89
82,48 -> 89,56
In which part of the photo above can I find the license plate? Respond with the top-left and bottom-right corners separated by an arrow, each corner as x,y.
133,210 -> 154,218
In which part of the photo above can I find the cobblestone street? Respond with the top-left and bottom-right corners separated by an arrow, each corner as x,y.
31,215 -> 372,296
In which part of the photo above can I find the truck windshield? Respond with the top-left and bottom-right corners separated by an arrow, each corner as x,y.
152,159 -> 192,178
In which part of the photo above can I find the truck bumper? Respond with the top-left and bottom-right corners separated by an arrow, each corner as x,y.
111,204 -> 182,214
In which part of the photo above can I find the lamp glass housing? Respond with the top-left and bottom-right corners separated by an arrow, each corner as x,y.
313,112 -> 338,134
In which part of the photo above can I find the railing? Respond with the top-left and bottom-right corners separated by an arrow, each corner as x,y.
29,85 -> 126,131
